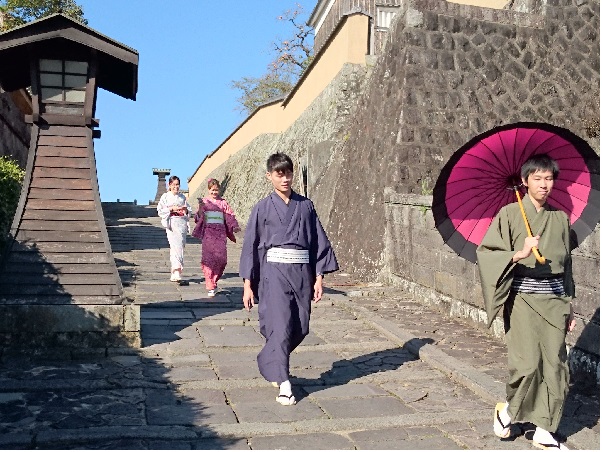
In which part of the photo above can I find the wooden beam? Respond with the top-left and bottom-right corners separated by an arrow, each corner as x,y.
16,230 -> 104,242
22,209 -> 98,221
8,273 -> 118,285
10,263 -> 114,274
26,199 -> 95,210
19,219 -> 100,231
25,115 -> 99,127
32,167 -> 92,179
38,135 -> 88,147
39,126 -> 88,137
34,156 -> 90,169
0,283 -> 121,296
37,146 -> 89,158
11,242 -> 108,253
7,251 -> 111,264
29,177 -> 92,190
0,295 -> 124,305
28,188 -> 95,201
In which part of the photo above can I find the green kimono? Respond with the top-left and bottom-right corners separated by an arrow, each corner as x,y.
476,196 -> 574,432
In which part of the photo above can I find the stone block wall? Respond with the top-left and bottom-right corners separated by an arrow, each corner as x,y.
384,191 -> 599,381
324,0 -> 599,281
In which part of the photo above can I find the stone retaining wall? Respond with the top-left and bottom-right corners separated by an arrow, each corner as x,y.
192,62 -> 371,224
323,0 -> 600,282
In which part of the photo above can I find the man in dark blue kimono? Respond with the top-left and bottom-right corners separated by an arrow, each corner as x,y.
240,152 -> 339,405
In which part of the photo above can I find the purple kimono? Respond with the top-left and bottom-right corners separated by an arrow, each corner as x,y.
240,191 -> 339,384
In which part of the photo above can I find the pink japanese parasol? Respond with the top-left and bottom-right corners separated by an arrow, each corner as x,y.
432,123 -> 600,263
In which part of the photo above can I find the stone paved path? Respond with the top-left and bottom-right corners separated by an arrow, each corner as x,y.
0,203 -> 598,450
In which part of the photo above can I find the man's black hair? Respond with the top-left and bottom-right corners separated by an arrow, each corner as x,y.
521,154 -> 559,181
267,152 -> 294,173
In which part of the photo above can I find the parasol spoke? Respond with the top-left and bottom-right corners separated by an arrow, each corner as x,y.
499,127 -> 518,172
444,179 -> 511,207
478,137 -> 515,175
449,189 -> 514,240
524,129 -> 555,155
509,127 -> 520,174
514,128 -> 539,173
532,133 -> 572,157
462,149 -> 510,176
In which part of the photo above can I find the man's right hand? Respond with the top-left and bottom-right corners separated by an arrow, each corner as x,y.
513,235 -> 540,262
243,281 -> 255,312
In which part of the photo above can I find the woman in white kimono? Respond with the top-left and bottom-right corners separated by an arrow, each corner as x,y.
157,176 -> 191,282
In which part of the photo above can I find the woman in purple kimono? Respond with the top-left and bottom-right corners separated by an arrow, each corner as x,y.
193,178 -> 240,297
240,153 -> 338,406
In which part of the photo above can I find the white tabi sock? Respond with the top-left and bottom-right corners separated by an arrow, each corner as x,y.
279,380 -> 292,397
533,427 -> 556,444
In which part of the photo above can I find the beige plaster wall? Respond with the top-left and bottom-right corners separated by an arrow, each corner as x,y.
187,13 -> 370,197
188,101 -> 285,196
282,14 -> 369,118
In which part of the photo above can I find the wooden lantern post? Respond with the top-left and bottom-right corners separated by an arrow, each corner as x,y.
0,14 -> 140,353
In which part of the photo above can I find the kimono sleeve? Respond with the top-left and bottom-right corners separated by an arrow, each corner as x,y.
157,193 -> 170,221
194,199 -> 204,223
184,198 -> 192,220
562,215 -> 575,299
309,202 -> 339,276
157,193 -> 171,229
476,207 -> 517,328
239,202 -> 261,294
224,200 -> 240,238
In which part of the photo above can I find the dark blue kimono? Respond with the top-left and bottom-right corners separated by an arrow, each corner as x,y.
239,191 -> 339,384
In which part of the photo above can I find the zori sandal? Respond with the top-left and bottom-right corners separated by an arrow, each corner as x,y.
276,394 -> 296,406
532,439 -> 568,450
529,430 -> 568,450
494,402 -> 511,438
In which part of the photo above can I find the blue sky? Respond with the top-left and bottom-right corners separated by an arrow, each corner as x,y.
78,0 -> 316,203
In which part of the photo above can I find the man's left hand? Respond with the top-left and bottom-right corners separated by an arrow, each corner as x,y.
568,303 -> 576,332
313,275 -> 323,303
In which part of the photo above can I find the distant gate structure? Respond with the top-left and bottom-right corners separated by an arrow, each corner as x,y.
0,14 -> 140,352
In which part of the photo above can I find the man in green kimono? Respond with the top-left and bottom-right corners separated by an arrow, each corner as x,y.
476,155 -> 576,450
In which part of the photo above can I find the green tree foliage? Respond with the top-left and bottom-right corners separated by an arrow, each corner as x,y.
0,0 -> 87,32
231,3 -> 314,116
0,156 -> 25,252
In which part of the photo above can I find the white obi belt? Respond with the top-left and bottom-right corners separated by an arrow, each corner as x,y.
266,247 -> 310,263
205,211 -> 224,224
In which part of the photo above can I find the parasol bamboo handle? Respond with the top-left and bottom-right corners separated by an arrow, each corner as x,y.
514,188 -> 546,264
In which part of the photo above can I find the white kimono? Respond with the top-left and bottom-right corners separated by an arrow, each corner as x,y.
157,192 -> 191,271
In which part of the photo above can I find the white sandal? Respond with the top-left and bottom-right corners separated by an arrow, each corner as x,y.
493,402 -> 511,438
276,394 -> 296,406
531,429 -> 568,450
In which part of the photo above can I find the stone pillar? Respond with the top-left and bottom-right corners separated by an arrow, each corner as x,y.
151,168 -> 170,205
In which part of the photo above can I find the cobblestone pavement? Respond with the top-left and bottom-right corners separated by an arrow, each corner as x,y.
0,203 -> 598,450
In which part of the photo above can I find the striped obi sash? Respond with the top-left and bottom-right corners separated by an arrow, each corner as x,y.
205,211 -> 224,224
266,247 -> 310,264
511,275 -> 565,295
